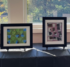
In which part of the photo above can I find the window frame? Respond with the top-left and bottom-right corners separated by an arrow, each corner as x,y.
23,0 -> 27,23
0,0 -> 70,33
24,0 -> 70,33
24,0 -> 42,33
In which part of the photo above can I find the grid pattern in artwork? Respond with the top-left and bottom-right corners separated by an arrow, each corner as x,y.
7,29 -> 27,44
47,23 -> 62,41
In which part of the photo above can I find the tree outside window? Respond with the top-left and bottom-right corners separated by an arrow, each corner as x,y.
0,0 -> 8,23
27,0 -> 70,23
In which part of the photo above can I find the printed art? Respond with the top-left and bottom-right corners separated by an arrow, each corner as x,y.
7,28 -> 27,44
1,23 -> 32,49
47,23 -> 62,41
43,17 -> 67,47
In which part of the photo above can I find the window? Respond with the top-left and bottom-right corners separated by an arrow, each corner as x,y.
0,0 -> 70,32
27,0 -> 70,32
27,0 -> 70,23
0,0 -> 8,24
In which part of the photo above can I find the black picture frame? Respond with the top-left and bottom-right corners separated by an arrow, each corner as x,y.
1,23 -> 33,49
43,17 -> 67,47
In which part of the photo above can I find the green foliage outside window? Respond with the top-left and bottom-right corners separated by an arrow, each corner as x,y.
0,0 -> 8,23
0,0 -> 70,23
27,0 -> 70,23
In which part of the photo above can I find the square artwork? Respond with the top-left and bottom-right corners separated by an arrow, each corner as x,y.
7,28 -> 27,44
47,23 -> 62,41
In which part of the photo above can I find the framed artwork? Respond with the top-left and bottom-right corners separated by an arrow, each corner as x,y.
1,23 -> 33,49
43,17 -> 67,47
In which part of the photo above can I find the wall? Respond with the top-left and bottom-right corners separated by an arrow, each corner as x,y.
33,33 -> 70,43
67,32 -> 70,42
8,0 -> 26,23
33,25 -> 70,43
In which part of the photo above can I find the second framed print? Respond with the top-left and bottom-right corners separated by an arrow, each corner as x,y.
43,17 -> 67,47
1,23 -> 33,49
